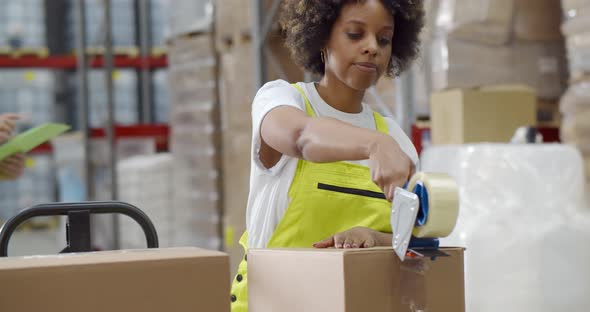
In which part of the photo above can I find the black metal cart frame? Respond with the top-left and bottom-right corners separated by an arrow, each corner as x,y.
0,201 -> 159,257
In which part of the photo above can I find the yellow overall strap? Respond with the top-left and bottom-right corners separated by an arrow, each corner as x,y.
291,83 -> 316,117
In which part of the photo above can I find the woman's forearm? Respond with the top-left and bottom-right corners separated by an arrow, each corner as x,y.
296,116 -> 388,163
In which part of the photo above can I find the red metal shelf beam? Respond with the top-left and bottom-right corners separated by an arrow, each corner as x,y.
0,55 -> 167,69
30,124 -> 170,155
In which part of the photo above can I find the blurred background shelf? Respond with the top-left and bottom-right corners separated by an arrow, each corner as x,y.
0,54 -> 167,69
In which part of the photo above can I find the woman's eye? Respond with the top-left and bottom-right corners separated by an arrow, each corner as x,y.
378,38 -> 391,46
347,33 -> 363,40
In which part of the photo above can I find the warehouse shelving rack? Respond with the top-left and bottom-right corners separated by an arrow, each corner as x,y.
0,0 -> 169,249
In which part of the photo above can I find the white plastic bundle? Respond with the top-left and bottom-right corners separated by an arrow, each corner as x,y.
421,144 -> 590,312
118,153 -> 174,248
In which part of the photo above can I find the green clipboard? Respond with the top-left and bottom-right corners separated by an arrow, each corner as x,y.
0,123 -> 71,161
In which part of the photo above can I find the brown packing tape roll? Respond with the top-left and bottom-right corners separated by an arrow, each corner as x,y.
407,172 -> 460,238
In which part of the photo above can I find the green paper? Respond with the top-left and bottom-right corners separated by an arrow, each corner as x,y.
0,123 -> 70,161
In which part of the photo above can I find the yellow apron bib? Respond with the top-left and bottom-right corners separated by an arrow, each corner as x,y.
230,84 -> 391,311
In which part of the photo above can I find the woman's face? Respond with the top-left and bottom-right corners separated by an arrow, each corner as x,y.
324,0 -> 394,90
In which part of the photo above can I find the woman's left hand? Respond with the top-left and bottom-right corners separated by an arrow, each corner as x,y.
0,153 -> 26,179
313,226 -> 391,249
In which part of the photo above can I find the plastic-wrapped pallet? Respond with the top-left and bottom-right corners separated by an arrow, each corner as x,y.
66,0 -> 135,50
168,34 -> 221,250
69,70 -> 138,128
0,0 -> 46,49
0,155 -> 56,222
167,0 -> 213,38
118,153 -> 174,248
53,132 -> 158,249
0,70 -> 56,131
421,144 -> 590,312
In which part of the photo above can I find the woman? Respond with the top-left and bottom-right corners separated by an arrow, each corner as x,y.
0,113 -> 25,180
231,0 -> 424,310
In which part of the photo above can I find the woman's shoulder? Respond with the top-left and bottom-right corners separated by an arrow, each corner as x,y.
256,79 -> 302,96
253,79 -> 307,110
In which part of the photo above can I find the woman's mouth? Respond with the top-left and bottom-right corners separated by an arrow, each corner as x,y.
354,62 -> 377,73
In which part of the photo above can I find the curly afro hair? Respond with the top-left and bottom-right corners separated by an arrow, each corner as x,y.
280,0 -> 424,77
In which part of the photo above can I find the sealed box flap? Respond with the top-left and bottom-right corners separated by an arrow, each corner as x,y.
478,84 -> 535,94
0,247 -> 227,271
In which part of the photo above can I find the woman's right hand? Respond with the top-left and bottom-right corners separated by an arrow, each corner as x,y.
368,133 -> 414,202
0,113 -> 22,144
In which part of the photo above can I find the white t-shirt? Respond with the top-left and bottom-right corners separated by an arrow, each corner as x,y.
246,79 -> 419,248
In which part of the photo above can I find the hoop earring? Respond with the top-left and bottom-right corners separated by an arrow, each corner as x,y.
321,50 -> 326,63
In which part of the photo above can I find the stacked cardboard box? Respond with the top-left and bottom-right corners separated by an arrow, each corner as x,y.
168,34 -> 221,250
561,0 -> 590,78
249,247 -> 465,312
0,247 -> 230,312
167,0 -> 213,39
425,0 -> 567,123
560,0 -> 590,181
560,80 -> 590,180
430,85 -> 537,144
216,13 -> 256,274
215,0 -> 309,274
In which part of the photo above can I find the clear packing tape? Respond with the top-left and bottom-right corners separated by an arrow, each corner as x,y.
421,144 -> 590,311
407,172 -> 459,238
392,172 -> 462,312
399,258 -> 430,312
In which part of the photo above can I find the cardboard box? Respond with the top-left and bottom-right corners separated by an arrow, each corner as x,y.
430,86 -> 537,144
168,35 -> 215,67
221,130 -> 251,274
429,38 -> 567,100
561,0 -> 589,11
0,247 -> 230,312
219,44 -> 256,130
434,0 -> 515,45
248,247 -> 465,312
514,0 -> 563,41
431,0 -> 563,43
